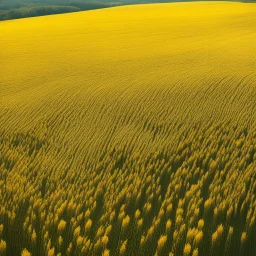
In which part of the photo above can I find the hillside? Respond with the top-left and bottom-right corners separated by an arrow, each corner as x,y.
0,2 -> 256,255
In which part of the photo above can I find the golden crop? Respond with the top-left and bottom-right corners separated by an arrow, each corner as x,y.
0,1 -> 256,255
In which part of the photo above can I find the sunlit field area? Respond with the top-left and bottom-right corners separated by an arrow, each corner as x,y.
0,2 -> 256,255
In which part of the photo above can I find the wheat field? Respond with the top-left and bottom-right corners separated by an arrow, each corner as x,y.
0,2 -> 256,255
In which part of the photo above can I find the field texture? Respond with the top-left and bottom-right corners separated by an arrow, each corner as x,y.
0,2 -> 256,255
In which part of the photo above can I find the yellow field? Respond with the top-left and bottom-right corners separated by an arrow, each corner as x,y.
0,2 -> 256,255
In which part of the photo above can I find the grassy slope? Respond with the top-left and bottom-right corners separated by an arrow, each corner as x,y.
0,2 -> 256,255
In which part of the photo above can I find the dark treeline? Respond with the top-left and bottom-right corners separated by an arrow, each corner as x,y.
0,5 -> 80,20
0,0 -> 122,21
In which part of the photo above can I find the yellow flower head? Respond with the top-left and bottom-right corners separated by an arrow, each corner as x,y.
183,243 -> 191,256
157,235 -> 167,251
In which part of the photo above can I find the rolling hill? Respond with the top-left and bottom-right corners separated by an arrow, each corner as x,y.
0,2 -> 256,255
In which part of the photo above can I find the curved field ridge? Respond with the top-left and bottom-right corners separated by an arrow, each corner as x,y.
0,2 -> 256,255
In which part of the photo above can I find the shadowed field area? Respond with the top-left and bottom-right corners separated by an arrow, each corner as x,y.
0,2 -> 256,255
